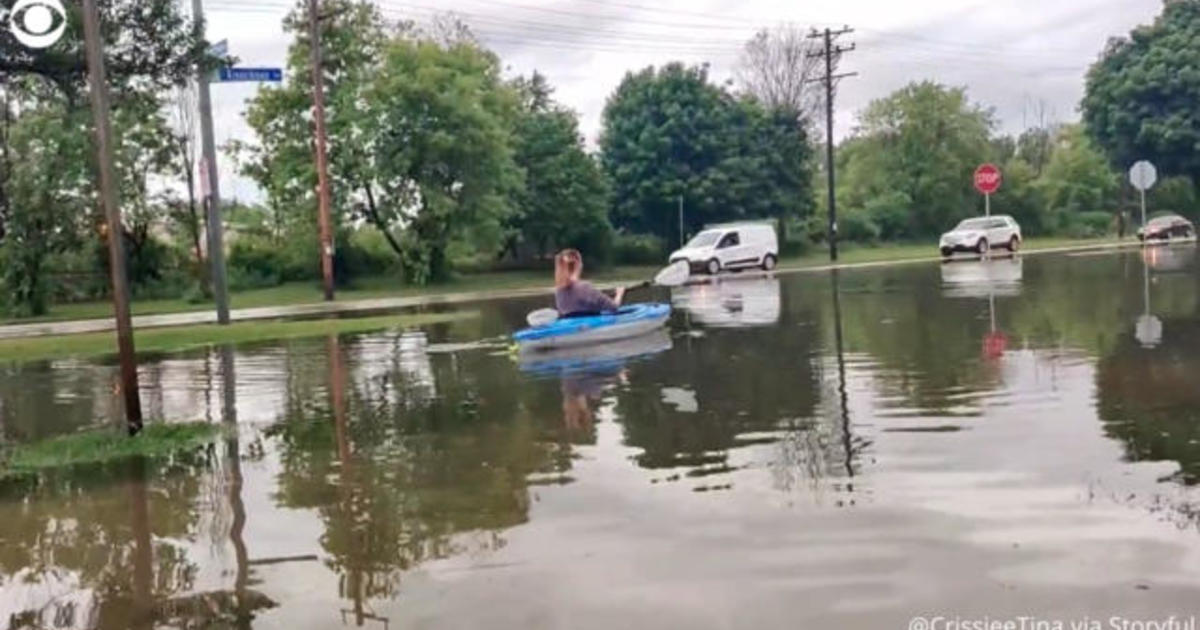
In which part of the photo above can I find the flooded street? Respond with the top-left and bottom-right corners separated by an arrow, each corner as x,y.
1,247 -> 1199,629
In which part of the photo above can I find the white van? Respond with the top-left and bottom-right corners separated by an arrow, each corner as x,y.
668,222 -> 779,275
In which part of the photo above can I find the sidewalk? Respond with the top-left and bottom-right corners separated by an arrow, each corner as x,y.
0,239 -> 1141,340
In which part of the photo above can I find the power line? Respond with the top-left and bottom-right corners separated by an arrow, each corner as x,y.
205,0 -> 1091,56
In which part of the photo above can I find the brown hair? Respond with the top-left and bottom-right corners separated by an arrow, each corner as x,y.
554,249 -> 583,288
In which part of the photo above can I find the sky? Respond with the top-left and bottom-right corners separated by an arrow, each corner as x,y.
198,0 -> 1164,203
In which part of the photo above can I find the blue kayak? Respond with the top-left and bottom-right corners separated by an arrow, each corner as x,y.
513,303 -> 671,351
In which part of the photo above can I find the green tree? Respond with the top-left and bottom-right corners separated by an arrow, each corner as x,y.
600,63 -> 813,245
0,0 -> 207,315
237,0 -> 389,273
0,104 -> 91,315
1149,175 -> 1198,222
837,82 -> 993,239
1082,0 -> 1200,184
240,5 -> 517,284
506,72 -> 612,261
991,158 -> 1045,234
366,38 -> 521,283
1037,124 -> 1119,225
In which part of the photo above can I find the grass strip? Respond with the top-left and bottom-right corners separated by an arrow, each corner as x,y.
1,422 -> 222,478
0,311 -> 476,362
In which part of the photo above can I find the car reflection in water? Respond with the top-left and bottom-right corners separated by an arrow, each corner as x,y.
1142,240 -> 1197,273
670,275 -> 782,328
941,256 -> 1023,359
940,255 -> 1023,299
518,329 -> 672,440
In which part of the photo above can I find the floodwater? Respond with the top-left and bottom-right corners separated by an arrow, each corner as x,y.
1,246 -> 1199,629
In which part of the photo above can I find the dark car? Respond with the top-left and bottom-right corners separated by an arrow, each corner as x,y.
1137,214 -> 1196,242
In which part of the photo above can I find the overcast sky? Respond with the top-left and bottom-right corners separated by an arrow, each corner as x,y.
199,0 -> 1163,203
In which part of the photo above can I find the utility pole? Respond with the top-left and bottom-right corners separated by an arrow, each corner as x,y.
678,195 -> 684,249
192,0 -> 231,324
81,0 -> 143,434
808,27 -> 856,262
309,0 -> 336,301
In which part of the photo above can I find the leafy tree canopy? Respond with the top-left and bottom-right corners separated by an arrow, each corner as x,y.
836,81 -> 993,239
1082,0 -> 1200,184
600,63 -> 813,247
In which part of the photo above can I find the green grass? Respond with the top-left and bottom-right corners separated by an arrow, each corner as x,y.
1,421 -> 222,478
0,236 -> 1127,328
0,310 -> 476,362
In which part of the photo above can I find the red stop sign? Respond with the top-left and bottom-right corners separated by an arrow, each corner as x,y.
974,164 -> 1002,195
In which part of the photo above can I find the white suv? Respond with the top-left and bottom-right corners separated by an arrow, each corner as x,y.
939,215 -> 1022,258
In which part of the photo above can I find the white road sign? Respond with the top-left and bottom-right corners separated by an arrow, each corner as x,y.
1130,160 -> 1157,191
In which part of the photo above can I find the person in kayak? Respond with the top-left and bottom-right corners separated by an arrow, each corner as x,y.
554,248 -> 625,316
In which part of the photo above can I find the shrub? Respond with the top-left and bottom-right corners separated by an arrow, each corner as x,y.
337,229 -> 400,281
864,192 -> 912,240
1064,211 -> 1113,238
838,210 -> 881,243
228,235 -> 286,290
613,232 -> 666,265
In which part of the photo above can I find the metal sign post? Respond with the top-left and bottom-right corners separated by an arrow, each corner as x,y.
1129,160 -> 1158,240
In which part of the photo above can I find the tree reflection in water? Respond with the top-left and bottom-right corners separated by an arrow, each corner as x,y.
267,331 -> 572,617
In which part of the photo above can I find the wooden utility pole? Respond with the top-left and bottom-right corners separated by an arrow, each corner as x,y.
81,0 -> 143,434
308,0 -> 336,301
192,0 -> 231,324
808,27 -> 856,262
677,195 -> 684,249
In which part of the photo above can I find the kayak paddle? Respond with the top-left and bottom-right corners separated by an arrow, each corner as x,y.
525,260 -> 691,327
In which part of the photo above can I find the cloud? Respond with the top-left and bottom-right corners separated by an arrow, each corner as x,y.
201,0 -> 1163,202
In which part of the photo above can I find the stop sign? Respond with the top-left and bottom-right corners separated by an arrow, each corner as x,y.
974,164 -> 1002,195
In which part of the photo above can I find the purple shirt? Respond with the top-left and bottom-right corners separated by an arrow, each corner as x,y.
555,281 -> 617,316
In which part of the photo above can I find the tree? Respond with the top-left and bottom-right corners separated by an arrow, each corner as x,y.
1037,124 -> 1119,221
837,82 -> 993,238
240,5 -> 517,284
735,25 -> 824,128
167,82 -> 208,294
0,0 -> 207,315
0,0 -> 208,100
365,38 -> 521,283
506,72 -> 612,261
0,105 -> 91,315
238,0 -> 390,266
1082,0 -> 1200,185
600,63 -> 814,245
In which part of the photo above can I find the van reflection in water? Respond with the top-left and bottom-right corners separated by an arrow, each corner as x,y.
671,276 -> 782,327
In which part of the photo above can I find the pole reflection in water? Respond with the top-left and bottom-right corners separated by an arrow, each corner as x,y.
127,457 -> 153,630
220,345 -> 252,627
1136,250 -> 1163,348
328,334 -> 386,628
830,269 -> 855,483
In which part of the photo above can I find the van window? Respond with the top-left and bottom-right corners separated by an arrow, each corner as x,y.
718,232 -> 740,249
685,230 -> 722,249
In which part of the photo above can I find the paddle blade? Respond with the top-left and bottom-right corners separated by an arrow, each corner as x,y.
653,260 -> 691,287
526,308 -> 560,327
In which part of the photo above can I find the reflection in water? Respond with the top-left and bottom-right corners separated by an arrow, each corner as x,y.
940,256 -> 1023,299
520,329 -> 671,444
671,276 -> 781,327
0,250 -> 1198,627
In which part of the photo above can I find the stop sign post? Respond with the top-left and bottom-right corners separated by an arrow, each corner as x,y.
974,164 -> 1002,216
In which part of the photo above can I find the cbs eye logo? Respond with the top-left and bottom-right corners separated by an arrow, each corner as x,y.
8,0 -> 68,50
